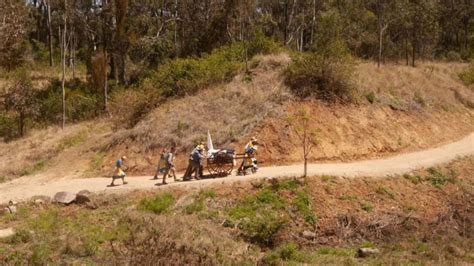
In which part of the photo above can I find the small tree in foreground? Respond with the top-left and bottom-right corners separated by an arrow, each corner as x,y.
2,76 -> 38,137
285,106 -> 319,177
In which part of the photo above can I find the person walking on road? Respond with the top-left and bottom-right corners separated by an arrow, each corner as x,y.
153,148 -> 168,180
110,156 -> 128,186
161,146 -> 178,184
183,144 -> 205,181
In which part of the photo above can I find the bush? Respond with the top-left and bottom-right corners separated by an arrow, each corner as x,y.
459,60 -> 474,85
36,78 -> 101,125
139,193 -> 174,214
365,91 -> 376,104
445,51 -> 462,62
426,168 -> 456,187
112,37 -> 281,128
361,203 -> 374,212
285,49 -> 355,102
238,209 -> 286,247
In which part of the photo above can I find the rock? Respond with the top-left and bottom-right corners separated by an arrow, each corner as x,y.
31,195 -> 51,203
34,199 -> 45,204
7,205 -> 17,214
357,247 -> 380,258
75,190 -> 93,204
302,230 -> 316,240
0,228 -> 15,239
53,191 -> 76,205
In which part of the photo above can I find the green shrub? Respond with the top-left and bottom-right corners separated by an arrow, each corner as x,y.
293,192 -> 317,225
273,179 -> 302,190
0,176 -> 6,183
263,243 -> 307,264
285,50 -> 355,102
375,186 -> 395,199
365,91 -> 376,104
256,189 -> 284,208
403,174 -> 422,185
139,193 -> 174,214
339,194 -> 358,201
30,245 -> 52,265
112,38 -> 280,128
459,60 -> 474,85
316,247 -> 353,256
445,51 -> 462,62
426,168 -> 456,187
0,113 -> 20,141
361,203 -> 374,212
226,190 -> 287,246
238,209 -> 286,247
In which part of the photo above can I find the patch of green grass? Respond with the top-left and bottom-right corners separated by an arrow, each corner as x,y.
293,191 -> 317,225
184,189 -> 216,215
198,189 -> 216,199
226,190 -> 287,246
184,201 -> 204,214
10,229 -> 32,244
58,131 -> 87,150
403,174 -> 422,185
339,194 -> 358,201
256,189 -> 285,209
238,209 -> 286,247
31,244 -> 52,264
21,159 -> 49,176
321,175 -> 336,182
360,240 -> 375,248
263,242 -> 308,264
426,168 -> 456,187
365,91 -> 376,104
273,179 -> 302,190
316,247 -> 353,257
139,193 -> 174,214
90,151 -> 106,171
0,176 -> 6,183
361,203 -> 374,212
416,243 -> 430,253
403,204 -> 417,213
376,186 -> 395,199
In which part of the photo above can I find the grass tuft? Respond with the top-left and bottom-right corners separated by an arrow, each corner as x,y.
139,193 -> 174,214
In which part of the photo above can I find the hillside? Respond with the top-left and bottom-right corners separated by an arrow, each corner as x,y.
100,55 -> 474,175
0,54 -> 473,181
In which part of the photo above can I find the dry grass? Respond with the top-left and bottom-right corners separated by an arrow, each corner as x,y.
0,121 -> 110,179
355,61 -> 474,110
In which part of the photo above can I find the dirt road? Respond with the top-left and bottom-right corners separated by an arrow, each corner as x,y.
1,133 -> 473,204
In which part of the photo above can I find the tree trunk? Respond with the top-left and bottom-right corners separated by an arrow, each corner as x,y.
104,49 -> 110,116
405,36 -> 409,66
304,156 -> 307,177
310,0 -> 316,45
19,112 -> 24,137
61,7 -> 67,130
47,0 -> 54,67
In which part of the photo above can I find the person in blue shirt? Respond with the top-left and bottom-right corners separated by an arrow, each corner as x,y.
110,156 -> 128,186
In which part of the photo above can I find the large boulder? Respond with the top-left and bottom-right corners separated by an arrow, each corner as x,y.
53,191 -> 76,205
75,190 -> 93,204
0,228 -> 15,239
357,247 -> 380,258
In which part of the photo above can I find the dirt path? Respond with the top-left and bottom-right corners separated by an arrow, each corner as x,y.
1,133 -> 473,204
